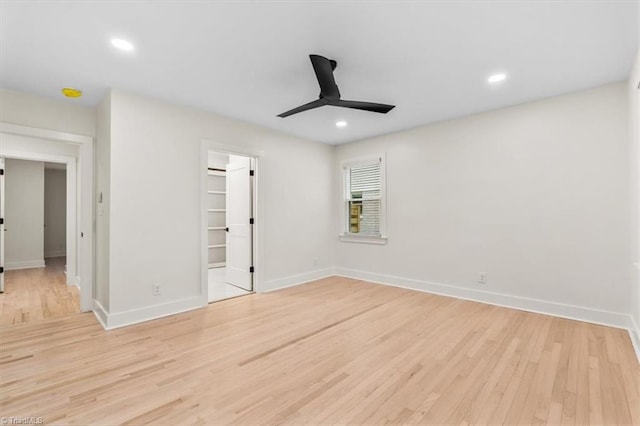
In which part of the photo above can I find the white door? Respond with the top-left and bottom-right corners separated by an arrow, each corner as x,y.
0,157 -> 4,292
225,155 -> 253,291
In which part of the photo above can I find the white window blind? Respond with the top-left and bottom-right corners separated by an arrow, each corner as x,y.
344,158 -> 383,236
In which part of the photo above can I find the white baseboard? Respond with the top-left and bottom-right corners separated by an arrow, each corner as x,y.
263,267 -> 336,292
44,251 -> 66,258
629,315 -> 640,364
92,296 -> 206,330
335,267 -> 630,330
5,259 -> 46,270
66,273 -> 78,287
93,300 -> 109,329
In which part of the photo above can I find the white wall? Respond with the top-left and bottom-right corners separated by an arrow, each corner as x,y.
100,89 -> 334,320
4,159 -> 45,269
0,88 -> 95,137
629,49 -> 640,342
335,83 -> 630,320
44,168 -> 66,258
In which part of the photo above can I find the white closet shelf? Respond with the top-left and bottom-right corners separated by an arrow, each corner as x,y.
208,168 -> 226,267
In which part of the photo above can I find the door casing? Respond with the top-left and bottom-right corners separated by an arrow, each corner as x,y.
201,140 -> 262,303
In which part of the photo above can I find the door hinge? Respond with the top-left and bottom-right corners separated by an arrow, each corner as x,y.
249,218 -> 254,225
0,169 -> 3,175
0,218 -> 3,225
0,267 -> 3,274
249,266 -> 254,273
249,170 -> 254,176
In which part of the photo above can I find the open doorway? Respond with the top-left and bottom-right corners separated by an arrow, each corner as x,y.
0,158 -> 79,324
0,124 -> 94,315
205,151 -> 256,302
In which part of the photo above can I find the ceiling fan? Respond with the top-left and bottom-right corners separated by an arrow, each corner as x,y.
277,54 -> 396,118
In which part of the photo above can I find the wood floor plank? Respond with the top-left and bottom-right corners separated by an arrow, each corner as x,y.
0,277 -> 638,425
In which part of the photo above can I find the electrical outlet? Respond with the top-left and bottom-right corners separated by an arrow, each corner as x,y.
478,273 -> 487,284
152,283 -> 161,296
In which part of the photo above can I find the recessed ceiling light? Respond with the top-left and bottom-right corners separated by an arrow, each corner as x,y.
111,38 -> 134,51
61,87 -> 82,98
336,120 -> 347,128
487,73 -> 507,84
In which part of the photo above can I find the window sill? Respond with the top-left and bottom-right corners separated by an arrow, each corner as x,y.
339,234 -> 388,245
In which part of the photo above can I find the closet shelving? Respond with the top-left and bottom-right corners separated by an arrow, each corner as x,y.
207,168 -> 226,269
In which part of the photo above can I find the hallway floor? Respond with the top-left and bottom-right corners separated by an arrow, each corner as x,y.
0,257 -> 80,326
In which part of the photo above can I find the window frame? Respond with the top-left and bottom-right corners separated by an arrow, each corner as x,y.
339,154 -> 387,245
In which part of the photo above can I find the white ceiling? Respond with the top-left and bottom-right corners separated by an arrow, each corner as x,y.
1,1 -> 637,144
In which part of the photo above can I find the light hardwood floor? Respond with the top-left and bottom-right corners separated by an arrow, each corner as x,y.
0,277 -> 638,425
0,257 -> 80,326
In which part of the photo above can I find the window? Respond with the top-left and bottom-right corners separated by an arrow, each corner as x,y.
341,155 -> 387,244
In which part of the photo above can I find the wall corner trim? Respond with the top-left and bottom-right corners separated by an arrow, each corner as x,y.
92,296 -> 206,330
92,300 -> 109,329
263,267 -> 336,293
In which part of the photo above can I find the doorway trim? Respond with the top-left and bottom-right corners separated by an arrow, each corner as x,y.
0,123 -> 94,312
201,140 -> 264,302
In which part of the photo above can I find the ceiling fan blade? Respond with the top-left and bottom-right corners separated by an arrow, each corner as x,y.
333,100 -> 396,114
277,98 -> 328,118
309,54 -> 340,99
